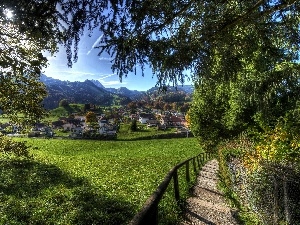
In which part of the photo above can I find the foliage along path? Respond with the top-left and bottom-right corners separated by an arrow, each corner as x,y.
181,159 -> 239,225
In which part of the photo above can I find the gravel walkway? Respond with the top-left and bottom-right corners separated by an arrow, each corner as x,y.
180,159 -> 240,225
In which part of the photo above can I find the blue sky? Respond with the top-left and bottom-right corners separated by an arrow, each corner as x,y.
42,32 -> 160,91
43,30 -> 193,91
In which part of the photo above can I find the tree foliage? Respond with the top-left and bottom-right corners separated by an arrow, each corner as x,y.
1,0 -> 299,124
59,99 -> 69,108
0,1 -> 59,123
85,111 -> 97,123
130,119 -> 138,132
0,134 -> 32,159
186,1 -> 300,148
4,1 -> 299,85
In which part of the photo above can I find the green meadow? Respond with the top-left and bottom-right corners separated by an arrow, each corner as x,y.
0,135 -> 205,224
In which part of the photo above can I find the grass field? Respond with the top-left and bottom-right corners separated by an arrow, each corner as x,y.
0,135 -> 205,224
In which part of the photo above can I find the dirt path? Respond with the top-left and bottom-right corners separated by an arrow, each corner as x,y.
180,159 -> 240,225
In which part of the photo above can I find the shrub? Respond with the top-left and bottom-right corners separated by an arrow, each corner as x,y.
59,99 -> 69,108
0,135 -> 32,159
218,124 -> 300,225
130,119 -> 137,132
243,120 -> 300,173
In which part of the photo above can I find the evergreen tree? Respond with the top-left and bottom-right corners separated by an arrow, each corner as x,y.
59,99 -> 69,108
130,119 -> 138,132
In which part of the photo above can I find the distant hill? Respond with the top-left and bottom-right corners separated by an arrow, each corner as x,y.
146,85 -> 194,94
41,75 -> 131,109
40,75 -> 193,109
88,79 -> 106,89
106,87 -> 144,100
40,74 -> 65,85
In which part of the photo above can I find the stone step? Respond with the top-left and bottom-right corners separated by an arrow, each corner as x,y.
180,159 -> 239,225
187,198 -> 232,213
192,187 -> 225,205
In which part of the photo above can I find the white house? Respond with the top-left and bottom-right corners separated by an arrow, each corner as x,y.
98,119 -> 108,135
139,117 -> 148,124
138,113 -> 154,124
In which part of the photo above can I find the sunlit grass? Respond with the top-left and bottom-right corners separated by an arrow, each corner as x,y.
1,136 -> 204,224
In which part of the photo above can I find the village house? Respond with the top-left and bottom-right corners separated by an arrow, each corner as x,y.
173,114 -> 187,127
52,117 -> 82,130
160,115 -> 182,127
33,123 -> 46,131
51,120 -> 64,129
147,119 -> 159,127
68,126 -> 84,139
65,118 -> 81,125
138,113 -> 154,124
74,115 -> 85,122
62,123 -> 76,131
71,126 -> 84,134
98,118 -> 117,136
130,114 -> 138,120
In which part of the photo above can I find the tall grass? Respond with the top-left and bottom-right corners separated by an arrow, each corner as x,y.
0,137 -> 203,224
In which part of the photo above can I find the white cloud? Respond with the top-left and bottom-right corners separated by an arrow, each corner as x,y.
100,80 -> 126,86
98,73 -> 116,80
87,34 -> 103,55
63,71 -> 96,76
99,57 -> 113,61
96,73 -> 124,87
46,70 -> 96,76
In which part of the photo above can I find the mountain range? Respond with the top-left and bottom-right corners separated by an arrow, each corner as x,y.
40,75 -> 193,109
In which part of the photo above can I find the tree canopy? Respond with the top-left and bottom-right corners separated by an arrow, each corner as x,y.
85,111 -> 97,123
59,99 -> 69,108
1,0 -> 299,125
185,1 -> 300,148
0,1 -> 59,123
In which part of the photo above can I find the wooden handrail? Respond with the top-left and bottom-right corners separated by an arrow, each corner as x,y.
129,152 -> 212,225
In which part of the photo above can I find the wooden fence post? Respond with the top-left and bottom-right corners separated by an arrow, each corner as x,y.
173,170 -> 180,204
186,161 -> 190,184
193,158 -> 197,175
129,152 -> 207,225
139,204 -> 158,225
197,155 -> 201,169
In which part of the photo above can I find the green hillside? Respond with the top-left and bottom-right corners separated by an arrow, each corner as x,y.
49,104 -> 85,118
43,80 -> 131,109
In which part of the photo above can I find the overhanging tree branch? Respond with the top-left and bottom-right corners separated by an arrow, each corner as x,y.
140,0 -> 196,37
218,0 -> 298,33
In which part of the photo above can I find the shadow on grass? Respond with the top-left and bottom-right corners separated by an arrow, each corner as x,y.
0,159 -> 135,225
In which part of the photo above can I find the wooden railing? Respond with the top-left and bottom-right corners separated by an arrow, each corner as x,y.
129,152 -> 212,225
